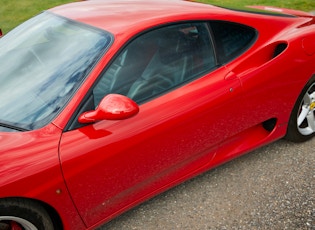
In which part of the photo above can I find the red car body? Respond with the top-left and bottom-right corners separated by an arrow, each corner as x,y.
1,0 -> 315,229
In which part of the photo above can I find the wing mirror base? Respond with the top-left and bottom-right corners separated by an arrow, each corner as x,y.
79,94 -> 139,124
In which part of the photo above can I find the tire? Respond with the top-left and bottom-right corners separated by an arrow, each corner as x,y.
286,75 -> 315,142
0,198 -> 54,230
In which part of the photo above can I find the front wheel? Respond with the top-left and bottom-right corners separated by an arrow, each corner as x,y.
0,199 -> 54,230
286,76 -> 315,142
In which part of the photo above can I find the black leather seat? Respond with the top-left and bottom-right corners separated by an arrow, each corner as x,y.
127,31 -> 192,103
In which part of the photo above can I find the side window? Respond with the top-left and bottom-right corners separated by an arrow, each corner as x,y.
93,22 -> 216,106
210,21 -> 257,63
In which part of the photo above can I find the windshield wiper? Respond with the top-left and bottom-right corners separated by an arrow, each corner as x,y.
0,122 -> 29,132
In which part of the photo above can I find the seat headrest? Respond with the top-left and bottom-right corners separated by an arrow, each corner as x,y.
158,30 -> 190,64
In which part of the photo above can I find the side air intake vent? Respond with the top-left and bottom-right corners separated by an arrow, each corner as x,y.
231,41 -> 288,74
273,43 -> 288,58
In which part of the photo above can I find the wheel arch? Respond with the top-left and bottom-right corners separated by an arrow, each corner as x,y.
0,196 -> 64,230
285,73 -> 315,142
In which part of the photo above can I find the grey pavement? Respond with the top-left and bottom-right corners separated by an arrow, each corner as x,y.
99,138 -> 315,230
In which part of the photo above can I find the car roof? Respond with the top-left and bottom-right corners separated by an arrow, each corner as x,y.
49,0 -> 227,34
49,0 -> 307,48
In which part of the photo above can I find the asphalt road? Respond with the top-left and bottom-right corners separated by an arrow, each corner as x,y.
98,137 -> 314,230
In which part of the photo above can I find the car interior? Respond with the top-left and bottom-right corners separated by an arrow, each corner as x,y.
93,22 -> 216,106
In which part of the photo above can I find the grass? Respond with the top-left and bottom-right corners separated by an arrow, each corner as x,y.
0,0 -> 74,34
199,0 -> 315,12
1,0 -> 314,34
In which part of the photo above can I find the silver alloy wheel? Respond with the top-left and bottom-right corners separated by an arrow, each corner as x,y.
0,216 -> 38,230
297,82 -> 315,135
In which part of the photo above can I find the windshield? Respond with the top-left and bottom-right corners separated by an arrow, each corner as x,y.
0,12 -> 112,131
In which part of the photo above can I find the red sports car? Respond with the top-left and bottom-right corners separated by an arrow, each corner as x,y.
0,0 -> 314,229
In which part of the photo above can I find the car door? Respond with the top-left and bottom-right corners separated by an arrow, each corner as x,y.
59,22 -> 245,227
